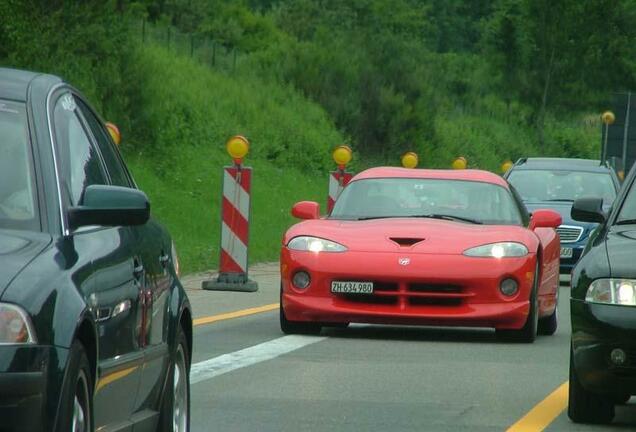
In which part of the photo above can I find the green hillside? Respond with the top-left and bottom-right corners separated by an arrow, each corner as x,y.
2,0 -> 635,272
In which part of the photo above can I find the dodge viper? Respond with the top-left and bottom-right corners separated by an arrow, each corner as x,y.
280,168 -> 562,342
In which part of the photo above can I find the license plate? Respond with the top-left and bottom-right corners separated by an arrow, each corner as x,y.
331,281 -> 374,294
560,247 -> 573,258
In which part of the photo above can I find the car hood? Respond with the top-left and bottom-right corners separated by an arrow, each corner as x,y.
285,218 -> 538,254
606,226 -> 636,279
0,229 -> 51,298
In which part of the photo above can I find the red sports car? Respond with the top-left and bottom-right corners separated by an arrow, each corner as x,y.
280,168 -> 562,342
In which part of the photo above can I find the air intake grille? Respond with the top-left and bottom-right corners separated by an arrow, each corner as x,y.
556,225 -> 584,243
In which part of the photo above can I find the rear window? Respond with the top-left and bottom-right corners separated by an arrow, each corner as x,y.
0,100 -> 39,231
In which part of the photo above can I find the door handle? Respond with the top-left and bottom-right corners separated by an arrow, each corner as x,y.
159,253 -> 170,267
133,263 -> 144,279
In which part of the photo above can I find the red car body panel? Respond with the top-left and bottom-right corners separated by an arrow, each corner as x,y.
280,168 -> 561,330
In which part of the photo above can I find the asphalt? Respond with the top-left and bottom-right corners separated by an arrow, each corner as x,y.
184,264 -> 636,431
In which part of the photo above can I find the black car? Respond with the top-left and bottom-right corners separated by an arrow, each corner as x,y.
505,157 -> 620,274
0,67 -> 192,431
568,168 -> 636,423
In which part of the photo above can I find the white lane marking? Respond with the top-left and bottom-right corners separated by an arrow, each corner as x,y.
190,335 -> 326,385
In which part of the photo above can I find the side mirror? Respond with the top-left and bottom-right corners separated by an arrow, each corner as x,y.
529,209 -> 562,230
291,201 -> 320,220
571,197 -> 606,224
68,185 -> 150,230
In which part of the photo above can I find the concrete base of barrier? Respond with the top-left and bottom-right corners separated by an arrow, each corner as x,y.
202,278 -> 259,292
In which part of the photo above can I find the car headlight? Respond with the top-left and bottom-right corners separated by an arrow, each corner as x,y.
463,242 -> 529,258
287,236 -> 347,252
586,279 -> 636,306
0,303 -> 37,344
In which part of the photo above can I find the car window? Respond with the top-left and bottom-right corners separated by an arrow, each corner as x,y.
508,169 -> 617,204
53,93 -> 107,206
0,100 -> 39,231
76,100 -> 132,188
331,178 -> 523,225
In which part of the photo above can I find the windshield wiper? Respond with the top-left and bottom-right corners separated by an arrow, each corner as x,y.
615,219 -> 636,226
545,199 -> 574,202
417,214 -> 483,224
357,214 -> 482,224
356,215 -> 401,221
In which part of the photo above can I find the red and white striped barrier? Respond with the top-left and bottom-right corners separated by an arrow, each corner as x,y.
203,166 -> 258,292
327,170 -> 353,213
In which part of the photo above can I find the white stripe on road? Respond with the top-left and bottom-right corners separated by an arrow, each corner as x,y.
190,335 -> 326,385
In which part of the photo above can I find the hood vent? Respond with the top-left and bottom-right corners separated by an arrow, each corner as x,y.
390,237 -> 425,247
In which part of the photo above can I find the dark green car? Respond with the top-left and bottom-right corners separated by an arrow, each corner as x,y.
568,171 -> 636,423
0,68 -> 192,431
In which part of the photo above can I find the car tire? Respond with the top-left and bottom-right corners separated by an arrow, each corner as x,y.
496,263 -> 539,343
568,345 -> 615,424
612,393 -> 631,405
57,340 -> 93,432
280,288 -> 322,335
159,324 -> 190,432
538,289 -> 558,336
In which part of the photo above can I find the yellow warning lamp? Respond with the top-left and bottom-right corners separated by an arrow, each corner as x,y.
105,122 -> 121,146
601,111 -> 616,125
618,170 -> 625,181
501,160 -> 514,174
226,135 -> 250,165
452,156 -> 467,170
401,152 -> 419,169
332,145 -> 353,170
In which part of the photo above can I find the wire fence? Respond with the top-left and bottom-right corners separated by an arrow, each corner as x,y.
138,19 -> 241,72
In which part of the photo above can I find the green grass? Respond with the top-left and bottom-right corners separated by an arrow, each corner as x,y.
120,45 -> 601,274
121,45 -> 343,273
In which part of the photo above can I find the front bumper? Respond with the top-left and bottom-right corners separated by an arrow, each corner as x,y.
571,299 -> 636,396
281,249 -> 537,330
0,345 -> 59,432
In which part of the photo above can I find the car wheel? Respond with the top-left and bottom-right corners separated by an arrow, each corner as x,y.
57,341 -> 92,432
159,324 -> 190,432
538,288 -> 558,336
568,345 -> 615,424
279,288 -> 322,335
496,263 -> 539,343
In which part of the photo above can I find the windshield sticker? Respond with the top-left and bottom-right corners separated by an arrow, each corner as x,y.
0,103 -> 18,114
61,94 -> 76,111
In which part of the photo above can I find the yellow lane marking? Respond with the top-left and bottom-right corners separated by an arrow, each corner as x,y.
506,381 -> 569,432
96,366 -> 138,392
193,303 -> 279,327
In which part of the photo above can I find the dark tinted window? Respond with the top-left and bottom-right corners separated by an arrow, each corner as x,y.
0,100 -> 39,231
76,100 -> 131,188
53,93 -> 107,205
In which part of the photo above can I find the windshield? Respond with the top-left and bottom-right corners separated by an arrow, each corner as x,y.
0,100 -> 39,231
508,169 -> 616,204
330,178 -> 523,225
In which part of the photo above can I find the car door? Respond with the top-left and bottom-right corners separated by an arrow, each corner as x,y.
76,99 -> 171,419
51,91 -> 143,428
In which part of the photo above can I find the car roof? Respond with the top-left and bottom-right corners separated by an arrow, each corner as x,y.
0,67 -> 61,101
512,157 -> 610,173
352,167 -> 509,188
